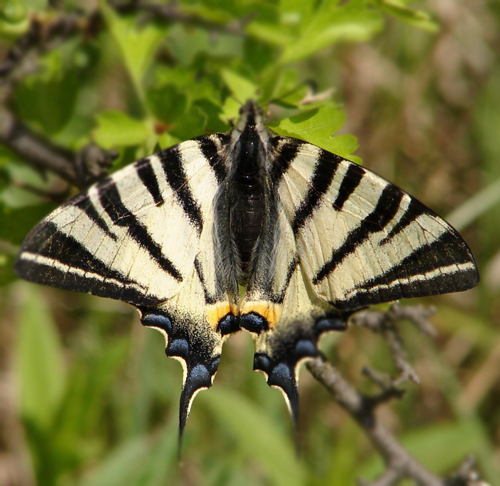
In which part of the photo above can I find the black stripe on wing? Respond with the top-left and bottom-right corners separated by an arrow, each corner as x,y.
380,197 -> 427,244
159,147 -> 203,234
292,149 -> 340,235
332,163 -> 365,210
194,257 -> 217,305
313,184 -> 404,284
15,221 -> 158,305
271,257 -> 299,304
73,191 -> 117,241
98,179 -> 183,282
270,138 -> 303,182
335,232 -> 479,309
136,157 -> 164,206
198,134 -> 229,183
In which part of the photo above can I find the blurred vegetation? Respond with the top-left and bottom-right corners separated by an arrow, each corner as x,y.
0,0 -> 499,485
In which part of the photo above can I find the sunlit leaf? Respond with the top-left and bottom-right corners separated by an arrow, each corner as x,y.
373,0 -> 439,32
101,3 -> 164,102
221,69 -> 259,103
271,105 -> 361,162
279,1 -> 383,63
93,111 -> 151,149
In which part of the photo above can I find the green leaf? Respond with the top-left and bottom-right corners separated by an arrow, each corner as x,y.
15,285 -> 66,429
271,106 -> 360,162
55,325 -> 131,442
157,132 -> 181,150
0,253 -> 16,286
14,47 -> 81,134
167,24 -> 243,64
134,420 -> 178,486
259,68 -> 305,106
446,177 -> 500,231
373,0 -> 439,32
200,388 -> 304,486
278,0 -> 313,19
246,21 -> 294,47
279,1 -> 383,63
0,202 -> 54,245
146,83 -> 188,127
221,69 -> 259,103
0,0 -> 27,23
77,437 -> 149,486
93,111 -> 151,149
20,0 -> 47,10
101,4 -> 164,104
168,104 -> 208,140
76,418 -> 177,486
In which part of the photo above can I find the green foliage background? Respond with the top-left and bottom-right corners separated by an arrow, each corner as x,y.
0,1 -> 499,485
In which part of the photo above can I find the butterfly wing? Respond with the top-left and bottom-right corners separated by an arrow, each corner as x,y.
278,138 -> 479,309
15,133 -> 235,434
244,136 -> 479,419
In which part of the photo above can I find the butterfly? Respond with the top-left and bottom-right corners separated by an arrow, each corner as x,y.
15,100 -> 479,439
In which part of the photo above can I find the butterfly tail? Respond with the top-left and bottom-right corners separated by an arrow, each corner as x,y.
140,310 -> 222,452
178,361 -> 218,453
253,314 -> 348,426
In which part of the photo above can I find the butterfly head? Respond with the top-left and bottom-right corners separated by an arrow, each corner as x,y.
236,100 -> 265,130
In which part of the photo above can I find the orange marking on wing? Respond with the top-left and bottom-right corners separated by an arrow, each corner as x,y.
241,301 -> 281,329
206,303 -> 238,330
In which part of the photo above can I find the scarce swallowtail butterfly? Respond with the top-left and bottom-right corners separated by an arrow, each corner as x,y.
15,100 -> 479,439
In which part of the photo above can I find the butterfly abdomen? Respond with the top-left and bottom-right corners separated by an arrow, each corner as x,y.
228,182 -> 265,282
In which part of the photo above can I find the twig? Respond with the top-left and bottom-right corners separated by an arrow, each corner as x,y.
444,455 -> 490,486
308,305 -> 489,485
307,354 -> 443,486
109,1 -> 249,35
0,107 -> 115,189
351,304 -> 437,386
0,11 -> 102,81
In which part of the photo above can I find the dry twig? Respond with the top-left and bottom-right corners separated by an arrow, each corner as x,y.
307,305 -> 489,485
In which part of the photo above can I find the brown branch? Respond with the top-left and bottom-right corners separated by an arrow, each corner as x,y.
351,304 -> 437,386
444,455 -> 489,486
0,11 -> 102,81
307,354 -> 443,486
0,107 -> 115,190
109,1 -> 249,35
0,10 -> 113,190
308,305 -> 490,485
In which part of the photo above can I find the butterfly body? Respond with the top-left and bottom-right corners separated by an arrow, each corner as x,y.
15,100 -> 479,435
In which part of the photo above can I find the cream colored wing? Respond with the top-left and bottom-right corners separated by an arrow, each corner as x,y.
15,133 -> 238,437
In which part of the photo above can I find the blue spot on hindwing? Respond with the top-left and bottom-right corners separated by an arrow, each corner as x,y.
141,313 -> 173,334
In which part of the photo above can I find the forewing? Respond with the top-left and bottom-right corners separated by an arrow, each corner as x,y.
277,137 -> 479,311
16,136 -> 223,304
